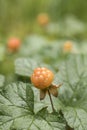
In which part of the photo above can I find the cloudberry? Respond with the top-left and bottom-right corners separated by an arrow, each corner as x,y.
7,37 -> 21,52
37,13 -> 49,26
31,67 -> 54,89
63,41 -> 73,52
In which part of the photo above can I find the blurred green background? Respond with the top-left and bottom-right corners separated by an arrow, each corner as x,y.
0,0 -> 87,38
0,0 -> 87,82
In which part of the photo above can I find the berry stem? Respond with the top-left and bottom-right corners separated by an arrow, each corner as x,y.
48,89 -> 55,112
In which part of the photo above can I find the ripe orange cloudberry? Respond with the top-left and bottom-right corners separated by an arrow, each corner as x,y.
7,37 -> 21,52
31,67 -> 54,90
31,68 -> 62,112
63,41 -> 73,52
31,67 -> 62,101
37,13 -> 49,26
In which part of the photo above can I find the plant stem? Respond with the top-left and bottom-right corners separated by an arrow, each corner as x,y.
48,89 -> 55,112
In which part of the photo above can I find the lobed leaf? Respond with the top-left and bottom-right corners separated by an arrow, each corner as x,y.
63,107 -> 87,130
15,58 -> 54,77
0,82 -> 65,130
53,54 -> 87,130
15,58 -> 39,77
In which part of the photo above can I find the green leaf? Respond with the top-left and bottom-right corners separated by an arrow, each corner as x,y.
15,58 -> 54,77
54,54 -> 87,130
63,107 -> 87,130
0,75 -> 5,88
0,82 -> 65,130
15,58 -> 39,76
26,84 -> 34,112
35,107 -> 65,130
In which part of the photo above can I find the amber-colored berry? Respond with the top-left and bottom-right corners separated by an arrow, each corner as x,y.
7,37 -> 21,51
63,41 -> 73,52
31,67 -> 54,89
37,13 -> 49,26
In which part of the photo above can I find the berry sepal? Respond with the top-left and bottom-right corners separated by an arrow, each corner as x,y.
40,83 -> 62,100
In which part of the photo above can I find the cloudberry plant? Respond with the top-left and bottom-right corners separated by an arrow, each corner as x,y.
31,67 -> 62,112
